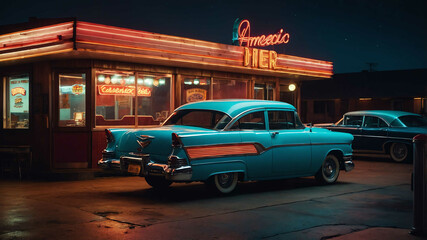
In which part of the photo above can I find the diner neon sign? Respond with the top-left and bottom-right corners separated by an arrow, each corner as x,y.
233,19 -> 290,47
98,85 -> 151,96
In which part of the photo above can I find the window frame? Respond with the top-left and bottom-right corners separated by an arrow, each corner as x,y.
53,69 -> 91,131
267,110 -> 305,130
362,115 -> 389,128
2,73 -> 32,130
228,110 -> 267,131
93,69 -> 174,128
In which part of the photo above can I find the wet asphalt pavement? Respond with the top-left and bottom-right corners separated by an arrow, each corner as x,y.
0,158 -> 421,240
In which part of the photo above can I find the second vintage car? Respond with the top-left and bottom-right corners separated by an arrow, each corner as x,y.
326,110 -> 427,162
99,100 -> 354,194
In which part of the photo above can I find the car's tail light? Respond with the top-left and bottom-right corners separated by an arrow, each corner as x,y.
105,129 -> 114,143
168,155 -> 187,168
172,133 -> 182,147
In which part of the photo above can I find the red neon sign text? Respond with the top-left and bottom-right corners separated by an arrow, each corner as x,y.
98,85 -> 151,96
238,19 -> 290,47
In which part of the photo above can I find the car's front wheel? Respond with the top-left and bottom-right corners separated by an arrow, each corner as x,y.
390,142 -> 408,162
315,154 -> 340,184
145,175 -> 172,189
206,172 -> 238,194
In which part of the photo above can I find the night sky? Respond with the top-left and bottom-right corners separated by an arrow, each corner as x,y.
0,0 -> 426,73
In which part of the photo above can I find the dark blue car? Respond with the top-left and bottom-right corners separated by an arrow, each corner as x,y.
326,110 -> 427,162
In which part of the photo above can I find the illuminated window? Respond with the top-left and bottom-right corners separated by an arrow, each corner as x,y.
95,70 -> 171,126
3,74 -> 30,129
181,76 -> 211,104
58,74 -> 86,127
213,79 -> 247,99
137,74 -> 171,123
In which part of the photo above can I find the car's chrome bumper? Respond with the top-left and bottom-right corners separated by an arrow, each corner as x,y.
343,155 -> 354,172
98,158 -> 121,170
119,155 -> 192,182
146,162 -> 193,181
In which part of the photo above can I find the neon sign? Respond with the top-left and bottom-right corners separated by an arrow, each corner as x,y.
244,47 -> 277,69
71,84 -> 84,95
11,87 -> 26,96
98,85 -> 151,96
233,19 -> 290,47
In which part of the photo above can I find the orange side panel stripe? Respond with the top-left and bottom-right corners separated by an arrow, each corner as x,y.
186,143 -> 258,159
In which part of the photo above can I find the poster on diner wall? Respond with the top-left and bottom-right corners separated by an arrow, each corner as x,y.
186,88 -> 207,102
9,78 -> 29,113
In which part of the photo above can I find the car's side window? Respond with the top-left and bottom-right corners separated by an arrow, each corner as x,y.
343,115 -> 363,127
230,111 -> 265,130
363,116 -> 388,128
268,110 -> 297,130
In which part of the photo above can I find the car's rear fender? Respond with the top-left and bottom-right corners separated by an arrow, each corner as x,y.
189,158 -> 247,181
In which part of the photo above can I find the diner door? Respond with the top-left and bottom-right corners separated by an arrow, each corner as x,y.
53,72 -> 90,168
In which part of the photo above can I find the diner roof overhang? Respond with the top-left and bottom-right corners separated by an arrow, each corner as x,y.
0,21 -> 333,80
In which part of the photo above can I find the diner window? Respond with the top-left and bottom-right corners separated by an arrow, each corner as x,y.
3,74 -> 30,129
181,76 -> 211,104
95,70 -> 171,126
58,74 -> 86,127
137,74 -> 171,123
254,83 -> 274,100
213,79 -> 247,99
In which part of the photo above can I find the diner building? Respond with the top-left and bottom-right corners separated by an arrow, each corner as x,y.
0,18 -> 332,177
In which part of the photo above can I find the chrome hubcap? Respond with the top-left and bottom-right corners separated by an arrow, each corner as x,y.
323,159 -> 337,179
393,144 -> 407,159
218,173 -> 233,187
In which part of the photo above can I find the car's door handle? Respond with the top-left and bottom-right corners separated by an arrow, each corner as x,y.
271,132 -> 279,137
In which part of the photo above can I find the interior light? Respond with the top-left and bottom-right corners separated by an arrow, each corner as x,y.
184,80 -> 192,85
111,75 -> 121,84
137,78 -> 144,85
97,75 -> 105,82
359,98 -> 372,101
144,78 -> 153,86
159,79 -> 166,85
288,84 -> 296,91
193,79 -> 200,85
126,76 -> 135,84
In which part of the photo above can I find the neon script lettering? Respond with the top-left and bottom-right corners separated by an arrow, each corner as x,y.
237,19 -> 290,47
98,85 -> 151,97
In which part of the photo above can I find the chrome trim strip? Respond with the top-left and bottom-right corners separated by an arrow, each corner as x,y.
186,142 -> 351,160
352,135 -> 412,141
191,159 -> 246,166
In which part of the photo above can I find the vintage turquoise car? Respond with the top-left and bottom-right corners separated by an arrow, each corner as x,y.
326,110 -> 427,162
98,100 -> 354,194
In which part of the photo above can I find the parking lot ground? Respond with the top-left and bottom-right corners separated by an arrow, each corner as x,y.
0,158 -> 425,240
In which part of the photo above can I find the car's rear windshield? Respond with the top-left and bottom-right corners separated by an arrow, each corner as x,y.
398,115 -> 427,127
163,109 -> 231,130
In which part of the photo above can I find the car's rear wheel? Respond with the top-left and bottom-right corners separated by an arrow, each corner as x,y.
390,143 -> 408,162
206,172 -> 238,194
145,175 -> 172,189
315,154 -> 340,184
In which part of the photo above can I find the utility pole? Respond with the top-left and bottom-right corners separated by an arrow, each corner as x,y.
366,62 -> 378,72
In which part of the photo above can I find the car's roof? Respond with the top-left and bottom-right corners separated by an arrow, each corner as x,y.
344,110 -> 420,123
176,99 -> 295,118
